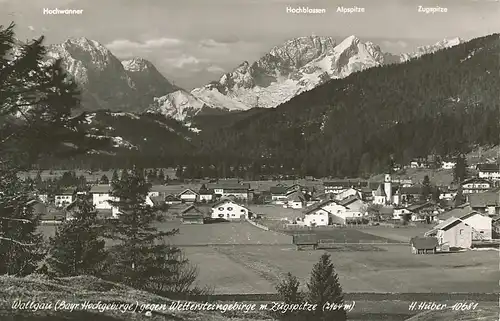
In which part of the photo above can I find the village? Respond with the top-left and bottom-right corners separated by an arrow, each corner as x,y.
30,159 -> 500,253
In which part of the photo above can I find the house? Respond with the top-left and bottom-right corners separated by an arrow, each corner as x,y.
393,207 -> 413,220
323,180 -> 367,194
461,178 -> 492,194
407,202 -> 440,222
178,189 -> 199,203
441,161 -> 456,170
468,191 -> 500,216
89,185 -> 114,210
284,190 -> 306,209
54,189 -> 75,208
399,186 -> 423,204
439,186 -> 457,201
165,194 -> 182,205
425,217 -> 473,250
270,186 -> 289,204
333,188 -> 361,201
477,163 -> 500,181
37,193 -> 49,204
198,188 -> 214,202
207,181 -> 252,200
181,205 -> 205,224
410,237 -> 439,254
145,195 -> 165,208
211,200 -> 250,221
338,196 -> 366,222
302,199 -> 348,226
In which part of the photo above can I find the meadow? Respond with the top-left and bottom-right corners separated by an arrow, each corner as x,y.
38,220 -> 499,297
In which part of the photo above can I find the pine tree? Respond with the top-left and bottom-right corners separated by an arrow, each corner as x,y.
100,174 -> 109,184
421,175 -> 432,201
158,169 -> 165,184
453,154 -> 468,183
0,23 -> 106,275
47,196 -> 106,276
275,272 -> 305,320
307,253 -> 346,321
105,167 -> 181,289
111,169 -> 119,183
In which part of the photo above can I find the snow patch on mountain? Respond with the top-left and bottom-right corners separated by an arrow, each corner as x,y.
190,35 -> 390,110
400,37 -> 464,62
147,90 -> 208,121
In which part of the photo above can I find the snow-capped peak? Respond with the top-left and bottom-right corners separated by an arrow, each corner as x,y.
400,37 -> 464,62
122,57 -> 151,72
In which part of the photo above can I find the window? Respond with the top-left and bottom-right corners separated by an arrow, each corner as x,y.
480,231 -> 484,234
227,207 -> 233,211
240,209 -> 245,212
218,207 -> 224,211
218,214 -> 224,218
232,214 -> 236,217
459,229 -> 464,235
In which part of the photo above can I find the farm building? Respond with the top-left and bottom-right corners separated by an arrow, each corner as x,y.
178,189 -> 199,203
54,189 -> 75,208
211,200 -> 250,221
425,217 -> 473,250
393,207 -> 413,220
333,188 -> 362,201
468,190 -> 500,216
207,181 -> 252,200
181,205 -> 205,224
303,199 -> 345,226
410,237 -> 439,254
165,194 -> 182,205
292,234 -> 318,250
284,190 -> 306,209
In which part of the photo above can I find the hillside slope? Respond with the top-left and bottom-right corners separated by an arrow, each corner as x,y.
0,275 -> 271,321
192,34 -> 500,178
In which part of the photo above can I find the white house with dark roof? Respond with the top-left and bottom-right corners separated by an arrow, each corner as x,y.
90,184 -> 114,210
477,163 -> 500,180
54,189 -> 75,208
211,200 -> 250,220
302,199 -> 349,226
207,181 -> 252,200
461,178 -> 493,194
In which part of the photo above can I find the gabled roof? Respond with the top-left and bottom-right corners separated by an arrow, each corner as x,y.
462,177 -> 492,185
438,208 -> 473,221
199,188 -> 214,195
400,186 -> 423,195
178,188 -> 199,196
410,236 -> 439,250
287,190 -> 306,202
477,163 -> 500,172
165,194 -> 181,201
149,196 -> 164,206
468,191 -> 500,208
181,205 -> 204,216
460,211 -> 490,221
303,199 -> 344,214
407,201 -> 436,212
338,195 -> 362,207
90,184 -> 112,194
207,182 -> 251,190
270,186 -> 288,195
373,184 -> 386,197
432,217 -> 466,232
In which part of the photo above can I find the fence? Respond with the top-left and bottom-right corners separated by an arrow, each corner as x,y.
319,239 -> 407,245
246,218 -> 269,231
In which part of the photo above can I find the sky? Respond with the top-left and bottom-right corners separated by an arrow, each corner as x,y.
1,0 -> 499,89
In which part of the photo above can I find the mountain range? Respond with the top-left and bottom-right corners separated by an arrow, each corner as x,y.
40,33 -> 499,177
41,35 -> 463,120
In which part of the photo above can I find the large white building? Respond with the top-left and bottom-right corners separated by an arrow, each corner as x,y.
211,200 -> 250,220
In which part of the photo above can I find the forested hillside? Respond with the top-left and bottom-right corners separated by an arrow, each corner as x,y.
191,34 -> 500,178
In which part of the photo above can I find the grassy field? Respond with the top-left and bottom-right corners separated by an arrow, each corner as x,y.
38,220 -> 499,299
186,245 -> 499,294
